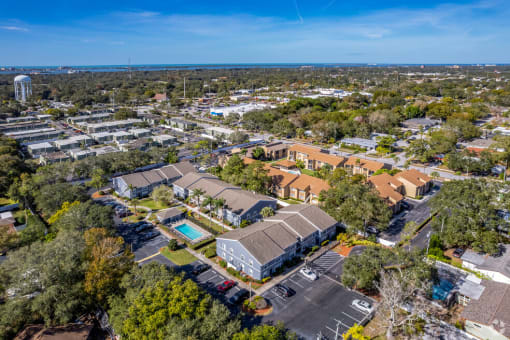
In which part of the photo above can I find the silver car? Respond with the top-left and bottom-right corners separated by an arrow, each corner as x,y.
351,299 -> 374,314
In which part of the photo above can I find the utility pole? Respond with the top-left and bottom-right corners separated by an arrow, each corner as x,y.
183,77 -> 186,100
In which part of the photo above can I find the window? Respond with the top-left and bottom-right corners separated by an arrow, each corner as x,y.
249,269 -> 253,274
230,248 -> 234,254
223,252 -> 226,258
241,255 -> 245,261
223,243 -> 226,250
229,256 -> 233,262
249,260 -> 253,266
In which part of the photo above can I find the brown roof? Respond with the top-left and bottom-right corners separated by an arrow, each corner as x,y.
264,142 -> 289,152
368,173 -> 404,204
274,159 -> 297,168
395,169 -> 431,187
289,144 -> 345,167
289,174 -> 330,196
461,280 -> 510,337
345,156 -> 386,172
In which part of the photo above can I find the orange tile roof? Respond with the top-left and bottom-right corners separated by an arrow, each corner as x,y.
290,174 -> 330,196
243,158 -> 298,188
289,144 -> 345,166
274,159 -> 297,168
368,173 -> 404,204
345,156 -> 385,172
395,169 -> 431,187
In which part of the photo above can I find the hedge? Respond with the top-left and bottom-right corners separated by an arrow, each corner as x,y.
203,248 -> 216,258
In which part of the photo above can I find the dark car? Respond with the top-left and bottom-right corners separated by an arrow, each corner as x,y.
272,284 -> 294,298
227,289 -> 249,305
135,224 -> 152,233
217,280 -> 236,292
132,221 -> 147,227
141,231 -> 160,241
192,263 -> 210,276
453,248 -> 465,258
401,201 -> 410,210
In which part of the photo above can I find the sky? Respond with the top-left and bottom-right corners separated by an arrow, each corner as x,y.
1,0 -> 509,65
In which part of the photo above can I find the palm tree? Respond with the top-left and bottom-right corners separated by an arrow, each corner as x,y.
191,188 -> 205,208
202,195 -> 214,227
213,198 -> 226,232
260,206 -> 275,218
132,198 -> 139,215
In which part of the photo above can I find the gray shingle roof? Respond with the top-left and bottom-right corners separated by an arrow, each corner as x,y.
218,205 -> 336,265
156,207 -> 184,221
117,161 -> 196,188
461,280 -> 510,337
461,245 -> 510,278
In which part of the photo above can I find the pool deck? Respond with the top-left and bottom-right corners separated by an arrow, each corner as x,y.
169,219 -> 212,244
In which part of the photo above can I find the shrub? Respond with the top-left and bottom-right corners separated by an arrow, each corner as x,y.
219,260 -> 227,268
136,215 -> 144,221
167,239 -> 178,251
98,190 -> 104,195
336,233 -> 349,244
240,220 -> 250,228
203,248 -> 216,258
227,267 -> 237,276
428,247 -> 444,259
311,245 -> 319,252
321,240 -> 329,246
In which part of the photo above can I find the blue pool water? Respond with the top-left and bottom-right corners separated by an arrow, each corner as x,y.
175,223 -> 203,240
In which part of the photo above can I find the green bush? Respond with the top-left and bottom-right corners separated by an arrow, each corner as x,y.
321,240 -> 329,246
311,245 -> 319,252
227,267 -> 237,276
428,247 -> 445,259
219,260 -> 227,268
262,277 -> 271,283
167,239 -> 178,251
203,248 -> 216,258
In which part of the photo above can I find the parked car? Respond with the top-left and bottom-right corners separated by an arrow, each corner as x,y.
227,289 -> 249,305
141,231 -> 160,241
401,201 -> 410,210
452,248 -> 465,258
272,284 -> 295,298
217,280 -> 236,293
135,224 -> 152,233
132,221 -> 147,227
351,299 -> 374,314
299,267 -> 317,281
192,263 -> 210,276
366,226 -> 380,235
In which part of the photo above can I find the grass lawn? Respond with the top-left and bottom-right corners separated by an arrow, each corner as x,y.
0,197 -> 15,206
160,246 -> 197,265
300,168 -> 315,176
280,198 -> 302,205
137,198 -> 171,211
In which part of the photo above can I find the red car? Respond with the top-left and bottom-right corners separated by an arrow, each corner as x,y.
217,280 -> 236,292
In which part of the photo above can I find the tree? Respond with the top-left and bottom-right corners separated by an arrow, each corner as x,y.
376,270 -> 430,340
221,154 -> 246,185
377,135 -> 396,151
228,131 -> 249,144
167,239 -> 178,251
84,228 -> 134,304
321,181 -> 391,235
429,179 -> 502,254
252,147 -> 265,160
51,201 -> 114,232
241,161 -> 272,194
33,183 -> 89,216
202,195 -> 215,226
165,147 -> 179,164
233,322 -> 296,340
213,197 -> 226,221
114,108 -> 137,120
260,206 -> 275,218
343,323 -> 368,340
131,198 -> 139,215
89,168 -> 107,192
192,188 -> 205,208
151,185 -> 174,205
0,225 -> 19,253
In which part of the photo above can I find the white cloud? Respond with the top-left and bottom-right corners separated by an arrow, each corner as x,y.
0,25 -> 28,32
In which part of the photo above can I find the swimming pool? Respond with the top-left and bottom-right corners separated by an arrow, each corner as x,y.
175,223 -> 203,241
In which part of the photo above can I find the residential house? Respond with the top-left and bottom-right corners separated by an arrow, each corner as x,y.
344,157 -> 388,177
461,245 -> 510,284
288,174 -> 330,205
401,118 -> 441,131
287,144 -> 345,171
368,173 -> 404,213
27,142 -> 55,156
156,207 -> 185,224
394,169 -> 432,198
173,172 -> 277,227
113,161 -> 196,198
340,137 -> 378,151
216,205 -> 338,280
461,280 -> 510,340
39,151 -> 71,165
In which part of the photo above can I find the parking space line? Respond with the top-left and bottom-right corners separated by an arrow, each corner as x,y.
288,277 -> 304,288
349,305 -> 369,316
205,274 -> 218,282
342,311 -> 362,323
333,318 -> 351,330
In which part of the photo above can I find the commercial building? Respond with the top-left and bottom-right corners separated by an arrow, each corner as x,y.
287,144 -> 345,171
340,137 -> 378,151
12,130 -> 64,143
173,172 -> 277,227
209,103 -> 274,118
111,131 -> 134,142
113,161 -> 196,199
168,118 -> 197,131
69,149 -> 97,160
202,126 -> 236,141
401,118 -> 440,131
216,205 -> 338,280
66,112 -> 112,125
129,128 -> 152,138
90,132 -> 114,143
81,119 -> 142,133
0,121 -> 49,134
153,134 -> 178,147
39,152 -> 71,165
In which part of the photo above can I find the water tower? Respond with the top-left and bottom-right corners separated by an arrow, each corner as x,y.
14,75 -> 32,102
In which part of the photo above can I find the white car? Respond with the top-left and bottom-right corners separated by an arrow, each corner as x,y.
299,267 -> 317,281
351,299 -> 374,314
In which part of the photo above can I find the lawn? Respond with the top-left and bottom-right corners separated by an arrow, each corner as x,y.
279,198 -> 302,205
137,198 -> 171,211
0,197 -> 15,206
299,168 -> 316,176
160,246 -> 197,265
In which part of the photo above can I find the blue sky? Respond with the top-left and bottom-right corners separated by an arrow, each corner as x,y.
1,0 -> 509,65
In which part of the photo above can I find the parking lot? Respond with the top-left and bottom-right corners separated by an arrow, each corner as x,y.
262,251 -> 374,340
